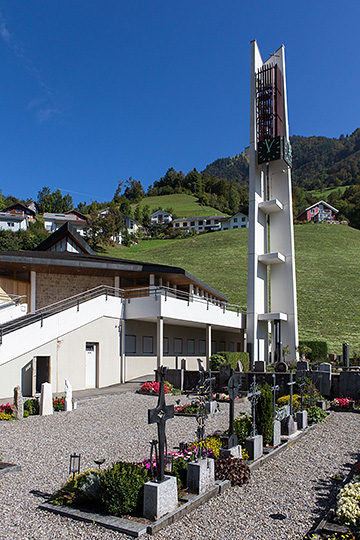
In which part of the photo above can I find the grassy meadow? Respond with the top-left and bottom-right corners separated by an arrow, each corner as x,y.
308,185 -> 350,200
132,193 -> 228,218
103,224 -> 360,355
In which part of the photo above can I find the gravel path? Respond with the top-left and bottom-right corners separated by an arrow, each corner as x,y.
0,392 -> 359,540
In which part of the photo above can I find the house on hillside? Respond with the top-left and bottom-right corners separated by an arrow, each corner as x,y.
0,224 -> 245,398
221,212 -> 248,230
0,213 -> 29,232
296,201 -> 339,223
172,215 -> 226,234
2,202 -> 37,221
43,210 -> 88,235
150,209 -> 173,225
97,208 -> 141,243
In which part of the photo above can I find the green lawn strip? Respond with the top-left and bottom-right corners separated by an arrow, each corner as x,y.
102,225 -> 360,355
132,193 -> 228,218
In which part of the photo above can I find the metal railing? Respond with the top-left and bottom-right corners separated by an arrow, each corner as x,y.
0,285 -> 245,343
0,291 -> 27,309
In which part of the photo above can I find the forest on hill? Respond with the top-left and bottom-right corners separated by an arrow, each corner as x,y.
1,129 -> 360,234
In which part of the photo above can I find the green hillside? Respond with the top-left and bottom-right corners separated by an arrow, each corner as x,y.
103,224 -> 360,356
134,193 -> 227,218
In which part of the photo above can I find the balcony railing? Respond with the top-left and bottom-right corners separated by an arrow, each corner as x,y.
0,285 -> 245,343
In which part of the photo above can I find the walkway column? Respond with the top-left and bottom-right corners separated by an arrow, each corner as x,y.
30,271 -> 36,313
120,319 -> 126,383
157,316 -> 164,369
206,324 -> 212,371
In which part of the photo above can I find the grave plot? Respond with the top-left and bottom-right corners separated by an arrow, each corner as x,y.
40,365 -> 251,536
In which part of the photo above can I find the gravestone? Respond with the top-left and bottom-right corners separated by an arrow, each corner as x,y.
275,361 -> 287,373
254,360 -> 266,372
64,379 -> 73,412
187,458 -> 215,494
219,363 -> 232,392
40,382 -> 53,416
296,360 -> 309,372
318,363 -> 332,396
245,375 -> 263,460
13,386 -> 23,420
144,366 -> 177,520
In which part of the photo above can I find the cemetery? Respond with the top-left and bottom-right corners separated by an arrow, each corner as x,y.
1,359 -> 360,539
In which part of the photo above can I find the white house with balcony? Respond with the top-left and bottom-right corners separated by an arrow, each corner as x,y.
221,212 -> 248,230
0,224 -> 245,398
0,213 -> 29,232
43,210 -> 88,236
150,209 -> 173,224
172,215 -> 226,234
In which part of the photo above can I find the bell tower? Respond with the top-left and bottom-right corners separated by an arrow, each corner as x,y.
247,40 -> 298,368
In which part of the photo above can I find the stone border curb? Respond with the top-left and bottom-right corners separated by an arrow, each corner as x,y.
0,463 -> 21,476
39,480 -> 231,537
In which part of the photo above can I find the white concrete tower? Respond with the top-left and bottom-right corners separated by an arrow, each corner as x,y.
247,40 -> 298,368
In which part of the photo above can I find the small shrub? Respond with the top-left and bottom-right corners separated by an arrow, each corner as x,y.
306,405 -> 327,425
215,456 -> 250,485
256,383 -> 273,446
233,414 -> 252,446
100,461 -> 150,516
209,353 -> 226,371
51,470 -> 102,507
24,398 -> 39,416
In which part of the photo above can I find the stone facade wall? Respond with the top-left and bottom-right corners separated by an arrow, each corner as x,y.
36,273 -> 114,309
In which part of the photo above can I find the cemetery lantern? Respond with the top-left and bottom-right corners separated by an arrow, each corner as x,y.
69,453 -> 81,479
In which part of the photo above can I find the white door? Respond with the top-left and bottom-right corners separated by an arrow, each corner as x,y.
85,343 -> 97,388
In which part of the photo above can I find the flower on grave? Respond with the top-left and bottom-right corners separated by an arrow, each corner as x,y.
331,397 -> 352,408
140,381 -> 172,394
0,402 -> 13,415
336,481 -> 360,526
282,345 -> 290,358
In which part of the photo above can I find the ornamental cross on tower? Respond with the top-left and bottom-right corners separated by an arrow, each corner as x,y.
148,366 -> 174,482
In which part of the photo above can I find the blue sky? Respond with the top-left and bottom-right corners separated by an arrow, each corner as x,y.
1,1 -> 359,206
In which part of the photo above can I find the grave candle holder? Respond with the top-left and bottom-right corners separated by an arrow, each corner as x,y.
69,453 -> 81,479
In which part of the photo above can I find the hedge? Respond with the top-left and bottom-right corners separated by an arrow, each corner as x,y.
299,340 -> 328,362
210,351 -> 250,372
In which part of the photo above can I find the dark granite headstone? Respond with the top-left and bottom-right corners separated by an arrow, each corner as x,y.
219,363 -> 232,392
275,361 -> 287,373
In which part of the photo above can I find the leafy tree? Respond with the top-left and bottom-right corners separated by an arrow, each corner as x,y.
37,187 -> 73,213
123,177 -> 144,202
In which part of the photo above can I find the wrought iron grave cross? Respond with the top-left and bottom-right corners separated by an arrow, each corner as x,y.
287,370 -> 296,417
247,375 -> 261,438
271,373 -> 280,421
297,371 -> 306,412
226,370 -> 245,448
148,366 -> 174,482
187,359 -> 215,459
